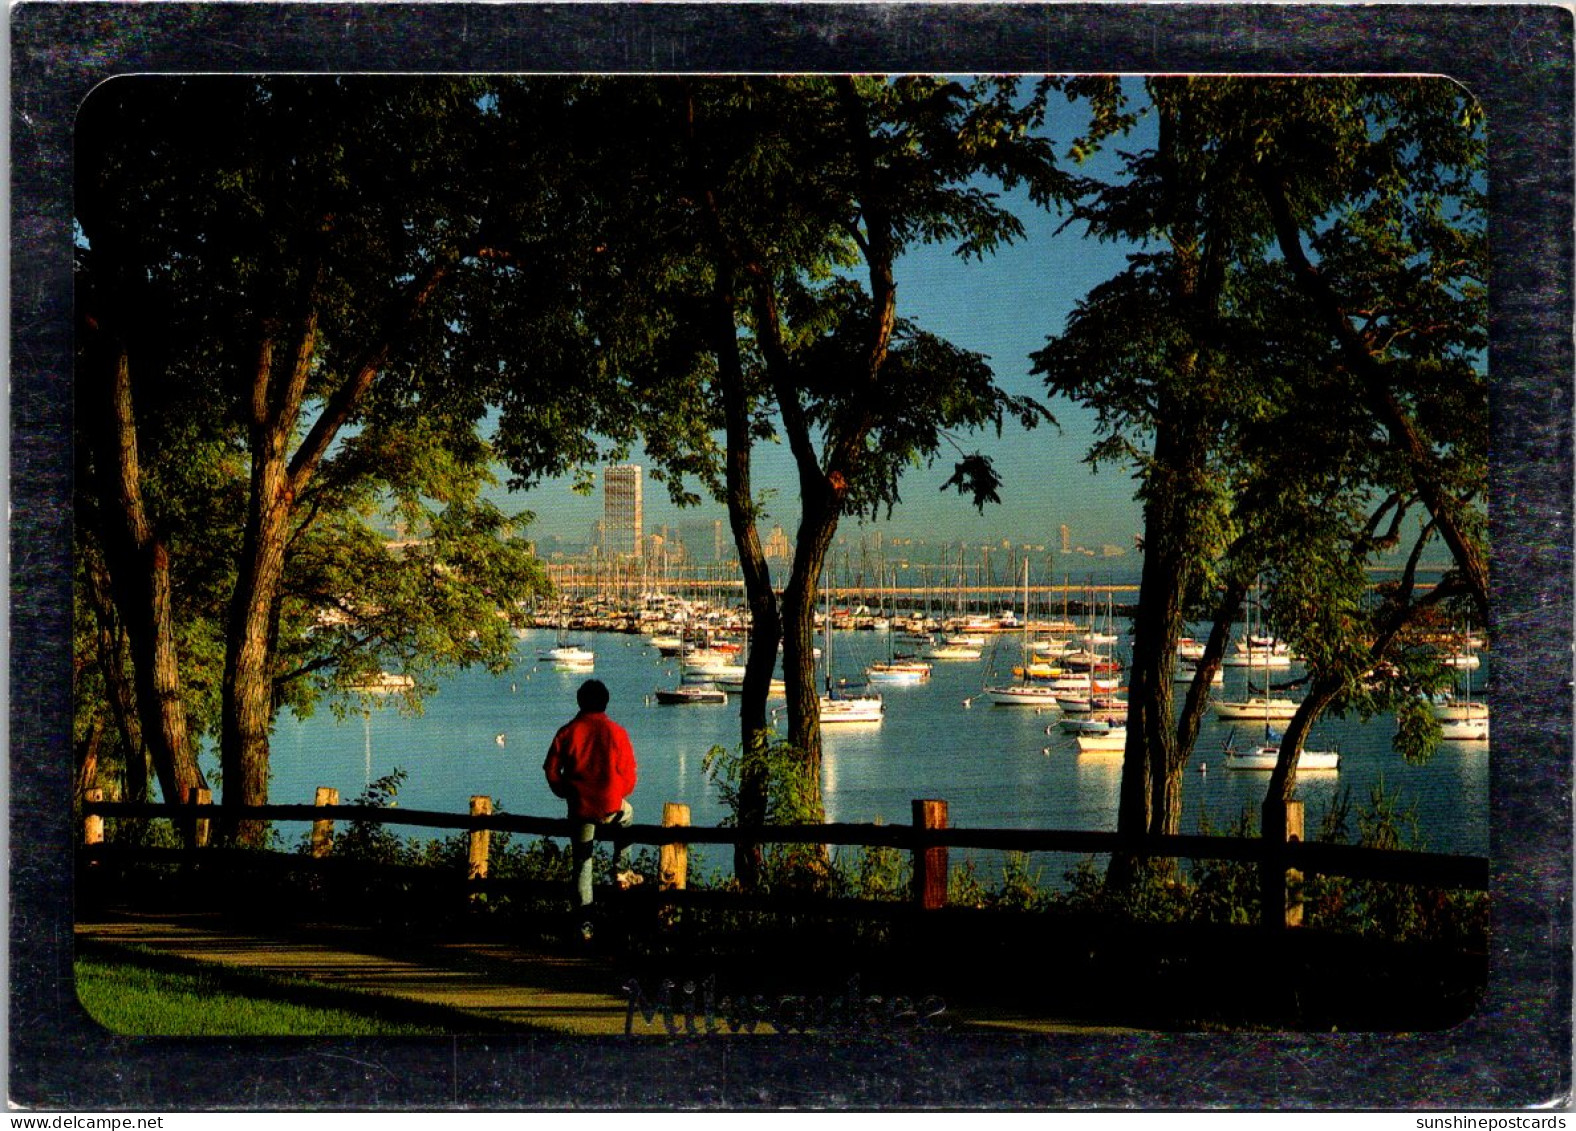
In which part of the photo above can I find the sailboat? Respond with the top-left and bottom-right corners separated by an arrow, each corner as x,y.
984,560 -> 1060,706
867,566 -> 932,685
1221,584 -> 1336,770
1051,589 -> 1122,709
819,586 -> 884,724
654,635 -> 727,704
538,598 -> 595,670
1223,730 -> 1340,771
1213,589 -> 1298,720
1437,628 -> 1489,741
1075,726 -> 1128,754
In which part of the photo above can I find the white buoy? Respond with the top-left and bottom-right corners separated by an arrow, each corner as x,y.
962,697 -> 973,708
495,733 -> 506,747
1041,747 -> 1052,756
1199,762 -> 1208,773
1045,725 -> 1054,736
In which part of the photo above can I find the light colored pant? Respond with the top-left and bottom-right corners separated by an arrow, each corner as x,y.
571,798 -> 634,908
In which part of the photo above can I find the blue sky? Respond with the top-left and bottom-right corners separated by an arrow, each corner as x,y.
499,84 -> 1156,556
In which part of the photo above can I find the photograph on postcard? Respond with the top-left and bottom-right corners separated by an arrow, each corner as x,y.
71,72 -> 1489,1040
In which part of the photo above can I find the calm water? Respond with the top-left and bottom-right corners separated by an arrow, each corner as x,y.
267,628 -> 1489,866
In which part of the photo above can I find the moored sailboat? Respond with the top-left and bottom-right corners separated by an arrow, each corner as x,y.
984,561 -> 1061,707
818,587 -> 883,724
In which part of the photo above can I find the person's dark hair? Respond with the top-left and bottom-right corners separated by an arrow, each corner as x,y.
577,679 -> 611,712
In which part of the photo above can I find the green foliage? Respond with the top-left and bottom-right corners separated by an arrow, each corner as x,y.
1046,856 -> 1198,924
1032,76 -> 1487,839
835,840 -> 910,902
1188,809 -> 1262,927
76,76 -> 581,809
327,769 -> 419,865
1304,782 -> 1488,948
704,739 -> 832,892
1001,789 -> 1487,950
945,853 -> 1059,913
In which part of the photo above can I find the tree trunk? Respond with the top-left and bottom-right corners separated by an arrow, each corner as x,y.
86,344 -> 207,817
82,544 -> 153,803
1175,579 -> 1247,761
1265,673 -> 1343,806
683,83 -> 784,883
779,494 -> 839,821
220,326 -> 315,847
710,290 -> 781,885
1117,414 -> 1199,850
75,718 -> 105,804
220,508 -> 292,846
216,252 -> 450,845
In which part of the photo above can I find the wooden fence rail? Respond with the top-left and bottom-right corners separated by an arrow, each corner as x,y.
80,794 -> 1488,928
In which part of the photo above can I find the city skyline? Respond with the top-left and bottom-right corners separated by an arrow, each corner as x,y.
484,91 -> 1151,557
490,256 -> 1145,556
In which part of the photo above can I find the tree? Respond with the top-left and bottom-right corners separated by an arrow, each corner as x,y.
526,77 -> 1061,851
1034,76 -> 1486,852
1035,77 -> 1274,845
739,76 -> 1060,818
74,77 -> 631,841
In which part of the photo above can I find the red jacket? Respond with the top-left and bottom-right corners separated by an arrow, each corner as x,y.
543,709 -> 637,819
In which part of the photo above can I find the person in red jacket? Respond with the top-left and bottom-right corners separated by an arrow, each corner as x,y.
543,679 -> 640,922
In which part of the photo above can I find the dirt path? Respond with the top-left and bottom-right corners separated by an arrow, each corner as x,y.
76,909 -> 1135,1036
77,911 -> 636,1035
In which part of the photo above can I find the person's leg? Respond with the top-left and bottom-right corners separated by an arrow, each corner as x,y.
609,799 -> 635,877
571,814 -> 597,909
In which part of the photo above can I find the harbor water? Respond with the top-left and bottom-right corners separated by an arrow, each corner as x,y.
268,628 -> 1489,874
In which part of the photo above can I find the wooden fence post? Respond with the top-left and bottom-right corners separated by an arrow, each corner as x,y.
1284,800 -> 1305,928
660,802 -> 690,891
468,796 -> 493,883
193,787 -> 212,849
911,799 -> 948,911
1261,798 -> 1305,929
311,787 -> 339,858
83,788 -> 104,848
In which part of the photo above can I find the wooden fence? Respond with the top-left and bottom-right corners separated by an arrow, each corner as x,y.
79,790 -> 1488,930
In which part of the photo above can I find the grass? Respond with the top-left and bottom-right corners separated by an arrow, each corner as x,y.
75,954 -> 447,1037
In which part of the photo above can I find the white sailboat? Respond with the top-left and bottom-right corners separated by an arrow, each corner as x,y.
1223,586 -> 1336,770
1437,631 -> 1488,741
1439,714 -> 1489,742
984,560 -> 1061,707
1213,696 -> 1300,721
867,567 -> 932,685
1224,737 -> 1340,771
819,587 -> 883,724
1076,726 -> 1128,754
922,638 -> 984,660
539,599 -> 595,669
1214,590 -> 1298,720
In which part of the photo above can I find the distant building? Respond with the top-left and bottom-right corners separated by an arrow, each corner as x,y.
647,530 -> 685,565
1060,524 -> 1071,555
602,464 -> 644,559
763,523 -> 793,562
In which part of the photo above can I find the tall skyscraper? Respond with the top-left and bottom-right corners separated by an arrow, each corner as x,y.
603,464 -> 644,559
1059,524 -> 1071,555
